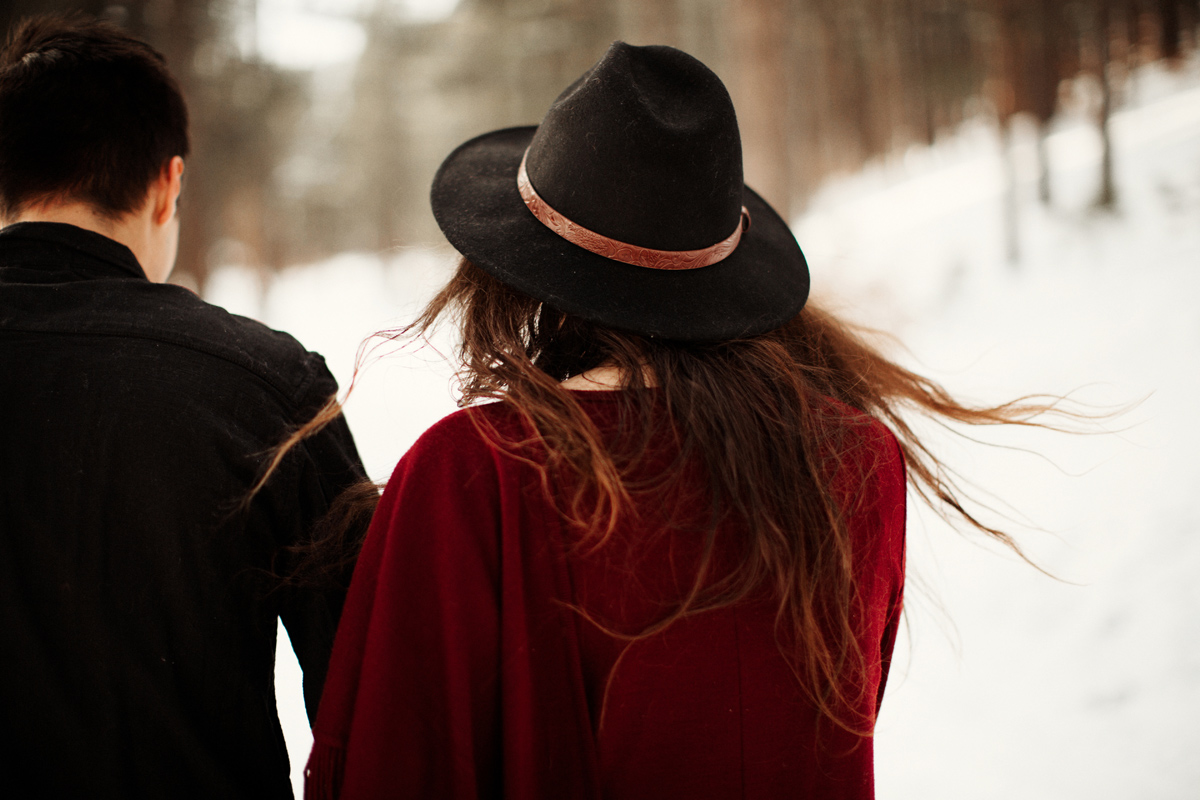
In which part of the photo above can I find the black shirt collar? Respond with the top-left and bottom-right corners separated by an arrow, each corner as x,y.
0,221 -> 149,280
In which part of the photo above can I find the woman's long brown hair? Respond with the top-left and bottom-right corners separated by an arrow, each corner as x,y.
277,256 -> 1077,734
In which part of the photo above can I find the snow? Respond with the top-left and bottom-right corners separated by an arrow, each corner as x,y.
204,58 -> 1200,799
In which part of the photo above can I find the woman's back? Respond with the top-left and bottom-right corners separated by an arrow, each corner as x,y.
307,391 -> 904,799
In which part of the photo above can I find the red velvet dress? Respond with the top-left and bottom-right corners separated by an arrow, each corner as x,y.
306,391 -> 906,799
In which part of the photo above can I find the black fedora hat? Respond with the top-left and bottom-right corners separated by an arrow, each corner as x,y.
430,41 -> 809,342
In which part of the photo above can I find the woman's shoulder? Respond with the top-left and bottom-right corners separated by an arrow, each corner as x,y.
812,396 -> 906,533
407,402 -> 491,447
372,403 -> 523,543
813,397 -> 907,578
388,400 -> 527,481
815,395 -> 904,465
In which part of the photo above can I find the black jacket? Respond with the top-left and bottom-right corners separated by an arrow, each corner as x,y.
0,223 -> 367,798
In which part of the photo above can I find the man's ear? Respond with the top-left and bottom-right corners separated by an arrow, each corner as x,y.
152,156 -> 185,227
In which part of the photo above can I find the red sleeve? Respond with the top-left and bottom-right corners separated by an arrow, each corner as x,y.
304,410 -> 504,800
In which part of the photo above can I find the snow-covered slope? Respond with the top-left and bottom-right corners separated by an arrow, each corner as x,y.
205,59 -> 1200,799
807,63 -> 1200,800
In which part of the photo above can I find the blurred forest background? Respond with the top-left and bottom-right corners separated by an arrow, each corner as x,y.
2,0 -> 1196,289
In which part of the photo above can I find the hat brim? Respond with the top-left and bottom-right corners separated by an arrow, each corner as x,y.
430,126 -> 809,342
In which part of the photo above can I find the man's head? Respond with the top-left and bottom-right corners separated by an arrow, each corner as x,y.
0,15 -> 190,280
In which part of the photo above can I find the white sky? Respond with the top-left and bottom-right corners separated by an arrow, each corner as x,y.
242,0 -> 461,70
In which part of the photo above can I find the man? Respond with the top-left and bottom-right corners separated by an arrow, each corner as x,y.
0,16 -> 367,798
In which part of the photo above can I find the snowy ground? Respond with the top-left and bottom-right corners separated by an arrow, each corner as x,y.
204,59 -> 1200,799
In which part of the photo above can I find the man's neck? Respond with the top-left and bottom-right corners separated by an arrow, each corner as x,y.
8,203 -> 120,238
6,202 -> 154,280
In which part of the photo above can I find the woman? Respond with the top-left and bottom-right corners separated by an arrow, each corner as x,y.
304,43 -> 1050,799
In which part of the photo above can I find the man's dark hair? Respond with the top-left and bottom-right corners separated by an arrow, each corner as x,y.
0,14 -> 190,221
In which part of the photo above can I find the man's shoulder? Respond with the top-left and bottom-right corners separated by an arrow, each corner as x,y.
1,275 -> 335,409
139,284 -> 334,406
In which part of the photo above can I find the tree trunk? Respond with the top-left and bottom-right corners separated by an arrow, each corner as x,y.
1036,120 -> 1052,205
1096,0 -> 1118,209
729,0 -> 793,220
1159,0 -> 1182,59
1000,119 -> 1020,264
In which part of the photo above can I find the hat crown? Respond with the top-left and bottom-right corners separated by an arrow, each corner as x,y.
525,42 -> 744,252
